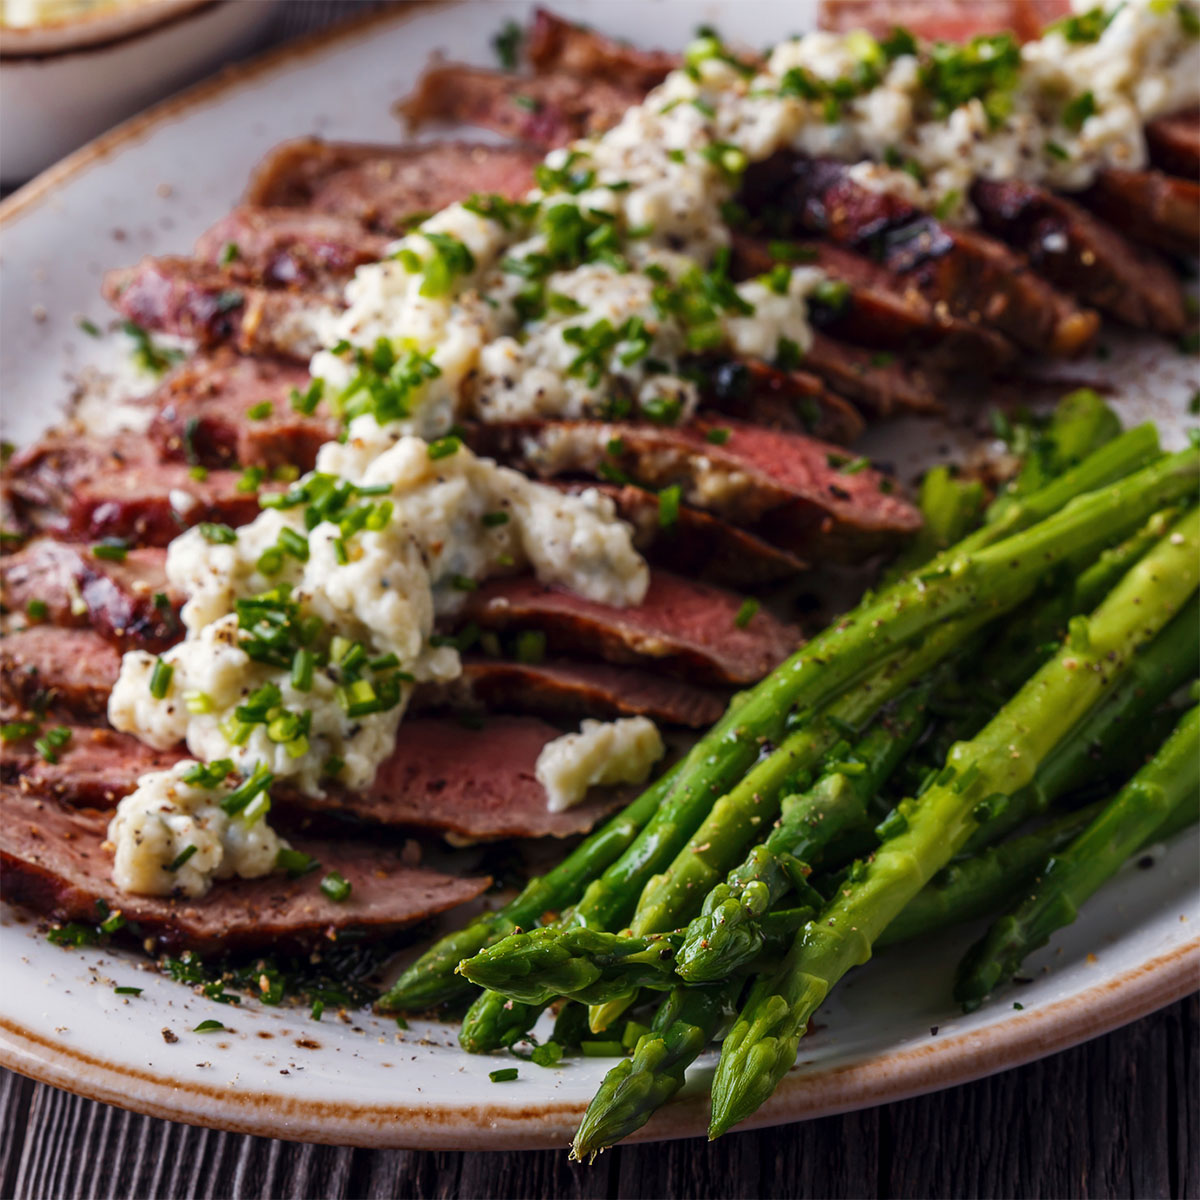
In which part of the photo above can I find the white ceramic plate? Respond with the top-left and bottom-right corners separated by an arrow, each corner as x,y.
1,0 -> 1197,1151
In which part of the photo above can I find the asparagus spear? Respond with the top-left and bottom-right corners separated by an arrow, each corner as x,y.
378,762 -> 683,1012
955,705 -> 1200,1009
883,466 -> 985,584
961,595 -> 1199,852
572,981 -> 740,1161
708,509 -> 1200,1138
674,680 -> 935,984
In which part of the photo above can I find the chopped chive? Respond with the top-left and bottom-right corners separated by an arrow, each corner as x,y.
189,465 -> 209,481
167,845 -> 198,872
198,523 -> 237,545
320,871 -> 352,902
657,484 -> 681,530
91,537 -> 129,562
276,846 -> 319,878
114,986 -> 142,996
1,721 -> 39,741
149,657 -> 174,699
395,1015 -> 410,1030
310,999 -> 325,1021
734,598 -> 759,629
26,599 -> 48,621
515,629 -> 546,664
219,241 -> 240,265
705,427 -> 731,444
489,1067 -> 520,1082
247,401 -> 273,420
427,435 -> 462,460
530,1041 -> 563,1067
291,647 -> 315,692
78,317 -> 101,337
482,510 -> 509,527
193,1019 -> 225,1033
451,574 -> 478,591
185,692 -> 214,714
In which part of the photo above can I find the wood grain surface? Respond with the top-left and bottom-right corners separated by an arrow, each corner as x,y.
2,4 -> 1197,1197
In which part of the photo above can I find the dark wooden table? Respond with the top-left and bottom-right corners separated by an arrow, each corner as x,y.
3,4 -> 1197,1196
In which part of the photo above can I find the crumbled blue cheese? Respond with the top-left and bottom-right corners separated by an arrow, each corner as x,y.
535,717 -> 665,812
110,437 -> 647,795
107,761 -> 286,898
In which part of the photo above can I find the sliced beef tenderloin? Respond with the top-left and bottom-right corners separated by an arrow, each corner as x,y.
1,724 -> 178,807
817,0 -> 1069,42
423,657 -> 725,728
1081,168 -> 1200,259
1145,110 -> 1200,180
0,627 -> 120,719
971,178 -> 1187,335
245,138 -> 540,229
741,154 -> 1100,358
147,349 -> 336,471
460,571 -> 801,686
103,257 -> 336,360
7,716 -> 622,842
473,417 -> 920,557
731,236 -> 1016,373
0,787 -> 489,955
0,539 -> 178,650
577,481 -> 807,587
526,7 -> 677,90
195,207 -> 390,292
398,64 -> 642,149
698,358 -> 866,440
300,716 -> 626,842
801,334 -> 941,417
5,431 -> 267,546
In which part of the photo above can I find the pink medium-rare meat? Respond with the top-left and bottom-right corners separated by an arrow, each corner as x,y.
1,724 -> 178,807
740,154 -> 1100,359
6,716 -> 621,841
1145,110 -> 1200,180
398,63 -> 642,149
970,178 -> 1187,335
474,417 -> 921,557
578,482 -> 807,587
526,7 -> 678,90
148,349 -> 337,470
0,787 -> 489,955
816,0 -> 1070,43
103,257 -> 338,359
195,207 -> 391,292
0,539 -> 178,650
5,432 -> 268,546
1081,168 -> 1200,259
438,658 -> 726,728
462,572 -> 801,686
244,138 -> 541,227
0,620 -> 723,729
0,626 -> 120,719
731,235 -> 1016,373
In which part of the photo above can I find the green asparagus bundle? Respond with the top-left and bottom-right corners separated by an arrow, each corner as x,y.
955,705 -> 1200,1008
708,507 -> 1199,1138
674,680 -> 935,984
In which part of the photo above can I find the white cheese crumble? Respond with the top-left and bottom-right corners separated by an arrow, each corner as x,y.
110,437 -> 647,796
535,717 -> 665,813
107,761 -> 287,899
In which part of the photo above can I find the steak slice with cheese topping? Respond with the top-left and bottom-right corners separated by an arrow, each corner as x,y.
472,417 -> 921,557
147,349 -> 337,470
6,716 -> 625,841
461,571 -> 801,686
0,786 -> 490,955
1,539 -> 178,650
5,432 -> 267,546
244,138 -> 541,229
741,155 -> 1100,359
971,178 -> 1187,335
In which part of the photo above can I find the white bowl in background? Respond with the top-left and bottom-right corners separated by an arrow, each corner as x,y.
0,0 -> 278,183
